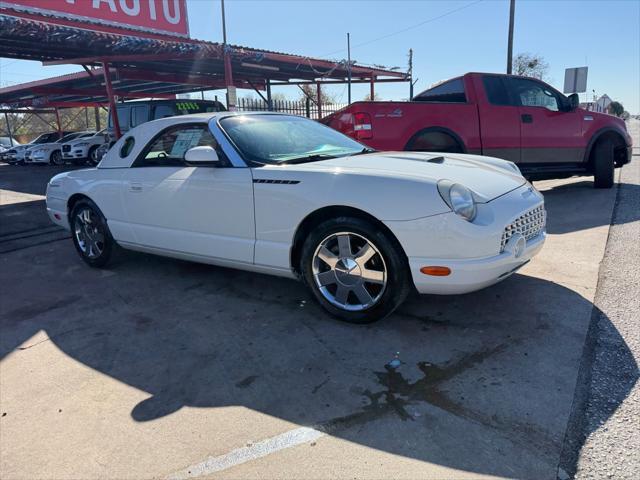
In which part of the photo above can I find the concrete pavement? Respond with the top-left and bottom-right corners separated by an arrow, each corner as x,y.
0,142 -> 637,479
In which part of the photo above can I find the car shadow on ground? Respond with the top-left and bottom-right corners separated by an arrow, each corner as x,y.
537,179 -> 639,235
0,164 -> 83,197
1,248 -> 637,478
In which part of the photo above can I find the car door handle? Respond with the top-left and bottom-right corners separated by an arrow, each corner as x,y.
521,114 -> 533,124
129,182 -> 143,192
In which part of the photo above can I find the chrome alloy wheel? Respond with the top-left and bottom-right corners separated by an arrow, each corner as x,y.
312,232 -> 387,311
74,208 -> 105,259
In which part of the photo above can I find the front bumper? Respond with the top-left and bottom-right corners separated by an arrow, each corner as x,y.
385,183 -> 546,295
24,153 -> 48,164
63,146 -> 90,159
408,233 -> 545,294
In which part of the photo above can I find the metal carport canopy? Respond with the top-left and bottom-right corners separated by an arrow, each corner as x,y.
0,13 -> 407,109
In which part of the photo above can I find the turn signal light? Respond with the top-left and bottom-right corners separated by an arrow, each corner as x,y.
420,266 -> 451,276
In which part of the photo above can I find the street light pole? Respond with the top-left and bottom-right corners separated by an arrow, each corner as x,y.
347,32 -> 352,104
506,0 -> 515,74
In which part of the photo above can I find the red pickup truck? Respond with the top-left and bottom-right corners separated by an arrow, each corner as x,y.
323,72 -> 633,188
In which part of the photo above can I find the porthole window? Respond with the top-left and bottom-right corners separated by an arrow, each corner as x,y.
120,137 -> 135,158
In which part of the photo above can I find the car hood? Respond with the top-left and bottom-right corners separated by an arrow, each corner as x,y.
283,151 -> 526,201
27,142 -> 59,150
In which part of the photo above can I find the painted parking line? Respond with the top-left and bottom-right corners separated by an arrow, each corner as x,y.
167,426 -> 325,479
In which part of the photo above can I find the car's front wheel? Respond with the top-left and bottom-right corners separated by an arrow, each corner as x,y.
88,145 -> 100,166
301,217 -> 412,323
49,150 -> 64,166
70,199 -> 115,268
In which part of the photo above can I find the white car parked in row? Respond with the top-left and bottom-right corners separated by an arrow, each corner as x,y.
25,131 -> 95,165
62,130 -> 109,165
46,112 -> 546,322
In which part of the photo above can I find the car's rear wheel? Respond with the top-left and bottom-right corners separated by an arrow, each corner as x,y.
592,139 -> 614,189
49,150 -> 64,166
70,199 -> 115,268
300,217 -> 411,323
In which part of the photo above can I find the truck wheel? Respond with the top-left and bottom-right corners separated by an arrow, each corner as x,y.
592,139 -> 614,189
406,131 -> 463,153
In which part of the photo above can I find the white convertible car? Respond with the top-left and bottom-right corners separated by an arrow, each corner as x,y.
46,112 -> 546,322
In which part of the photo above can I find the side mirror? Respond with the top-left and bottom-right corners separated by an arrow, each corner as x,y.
184,146 -> 220,165
567,93 -> 580,111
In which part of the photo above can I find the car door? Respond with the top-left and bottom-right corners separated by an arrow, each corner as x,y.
508,77 -> 584,164
476,75 -> 522,163
121,123 -> 255,264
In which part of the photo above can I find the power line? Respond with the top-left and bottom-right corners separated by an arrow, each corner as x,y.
319,0 -> 484,58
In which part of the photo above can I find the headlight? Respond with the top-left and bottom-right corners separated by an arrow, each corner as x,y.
75,142 -> 90,147
437,180 -> 477,222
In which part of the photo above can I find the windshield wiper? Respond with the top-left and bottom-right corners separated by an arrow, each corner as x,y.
278,154 -> 338,165
350,147 -> 376,156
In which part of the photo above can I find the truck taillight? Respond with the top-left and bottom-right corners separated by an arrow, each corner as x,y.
353,112 -> 373,140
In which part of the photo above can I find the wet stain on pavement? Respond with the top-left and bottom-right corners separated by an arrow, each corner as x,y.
320,342 -> 559,456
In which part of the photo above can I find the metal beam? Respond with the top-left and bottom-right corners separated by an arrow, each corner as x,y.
102,62 -> 121,139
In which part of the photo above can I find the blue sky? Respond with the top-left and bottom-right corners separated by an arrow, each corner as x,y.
1,0 -> 639,112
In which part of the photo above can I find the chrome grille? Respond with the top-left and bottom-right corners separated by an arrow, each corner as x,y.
62,145 -> 71,152
500,204 -> 546,252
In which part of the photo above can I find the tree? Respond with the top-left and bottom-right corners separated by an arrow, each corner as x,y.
512,53 -> 549,80
363,92 -> 382,101
608,101 -> 624,117
298,84 -> 336,105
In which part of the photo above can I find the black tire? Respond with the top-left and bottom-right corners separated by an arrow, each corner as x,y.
592,139 -> 614,189
300,216 -> 412,323
69,198 -> 116,268
406,131 -> 463,153
49,150 -> 64,166
88,145 -> 99,166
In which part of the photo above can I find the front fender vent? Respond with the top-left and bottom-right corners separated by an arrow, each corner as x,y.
253,179 -> 300,185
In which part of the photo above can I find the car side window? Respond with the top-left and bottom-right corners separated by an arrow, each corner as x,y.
483,76 -> 512,105
510,78 -> 560,111
153,105 -> 176,120
413,78 -> 466,103
131,106 -> 150,127
134,124 -> 220,167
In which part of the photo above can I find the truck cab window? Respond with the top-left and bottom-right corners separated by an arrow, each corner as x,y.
413,78 -> 466,103
510,78 -> 560,111
482,76 -> 512,105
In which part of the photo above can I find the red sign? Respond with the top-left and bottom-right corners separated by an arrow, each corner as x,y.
3,0 -> 189,38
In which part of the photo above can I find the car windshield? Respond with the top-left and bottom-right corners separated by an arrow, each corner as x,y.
219,114 -> 368,165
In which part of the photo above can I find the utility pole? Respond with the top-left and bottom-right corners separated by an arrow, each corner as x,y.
347,33 -> 352,104
408,48 -> 414,99
506,0 -> 515,74
221,0 -> 236,110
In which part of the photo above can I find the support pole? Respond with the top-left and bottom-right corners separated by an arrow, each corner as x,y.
4,112 -> 14,146
507,0 -> 515,74
94,106 -> 101,131
266,79 -> 272,111
316,82 -> 322,119
85,107 -> 89,130
54,107 -> 62,137
102,62 -> 121,139
347,32 -> 352,104
370,76 -> 375,101
221,0 -> 236,111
